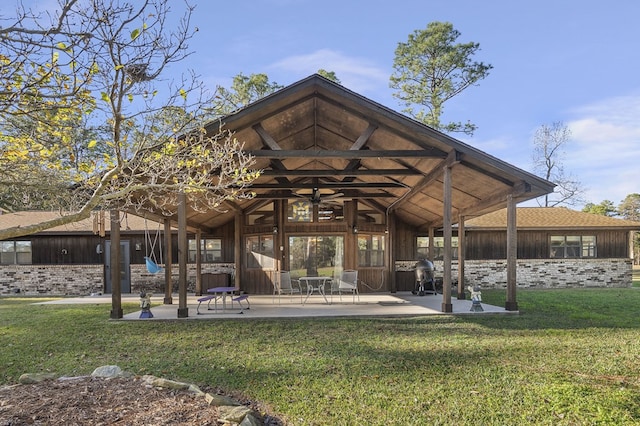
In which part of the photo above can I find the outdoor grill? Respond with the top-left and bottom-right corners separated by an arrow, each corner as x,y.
413,259 -> 437,296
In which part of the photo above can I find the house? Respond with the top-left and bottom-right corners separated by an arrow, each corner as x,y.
0,211 -> 234,295
440,207 -> 639,288
1,74 -> 560,314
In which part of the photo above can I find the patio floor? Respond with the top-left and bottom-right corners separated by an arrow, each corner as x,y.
41,292 -> 517,320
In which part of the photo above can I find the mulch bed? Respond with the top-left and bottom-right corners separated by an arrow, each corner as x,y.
0,376 -> 284,425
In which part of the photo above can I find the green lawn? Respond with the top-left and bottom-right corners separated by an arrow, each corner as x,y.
2,289 -> 640,425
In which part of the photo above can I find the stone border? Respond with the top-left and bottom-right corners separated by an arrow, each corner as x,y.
13,365 -> 264,425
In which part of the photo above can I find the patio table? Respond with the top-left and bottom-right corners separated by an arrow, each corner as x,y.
206,286 -> 238,312
299,276 -> 331,304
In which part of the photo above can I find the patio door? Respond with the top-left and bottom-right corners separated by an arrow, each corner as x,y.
288,236 -> 344,279
104,240 -> 131,293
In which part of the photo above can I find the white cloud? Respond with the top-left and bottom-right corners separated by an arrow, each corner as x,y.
564,94 -> 640,204
269,49 -> 389,93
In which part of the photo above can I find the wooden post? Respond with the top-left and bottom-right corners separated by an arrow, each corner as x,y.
163,219 -> 173,304
388,211 -> 396,293
177,192 -> 188,318
505,194 -> 518,311
109,210 -> 122,319
195,230 -> 202,295
457,216 -> 466,299
234,212 -> 242,288
428,227 -> 435,261
442,166 -> 453,313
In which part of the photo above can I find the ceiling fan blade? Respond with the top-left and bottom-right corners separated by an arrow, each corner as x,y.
323,192 -> 344,200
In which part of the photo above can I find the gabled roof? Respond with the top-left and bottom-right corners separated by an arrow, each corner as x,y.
465,207 -> 640,231
148,74 -> 556,232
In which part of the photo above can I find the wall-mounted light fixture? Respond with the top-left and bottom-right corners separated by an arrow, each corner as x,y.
352,225 -> 358,234
273,225 -> 278,235
61,249 -> 68,255
135,243 -> 142,251
96,244 -> 103,254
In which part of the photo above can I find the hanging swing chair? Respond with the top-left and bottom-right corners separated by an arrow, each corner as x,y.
144,219 -> 164,274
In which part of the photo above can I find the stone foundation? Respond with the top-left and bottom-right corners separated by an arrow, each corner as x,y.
400,258 -> 633,290
0,259 -> 632,296
0,263 -> 235,296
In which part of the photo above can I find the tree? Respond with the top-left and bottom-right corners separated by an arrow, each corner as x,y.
618,194 -> 640,222
0,0 -> 259,240
317,69 -> 341,84
210,73 -> 284,116
209,70 -> 341,118
531,122 -> 584,207
390,21 -> 492,135
582,200 -> 617,216
618,193 -> 640,265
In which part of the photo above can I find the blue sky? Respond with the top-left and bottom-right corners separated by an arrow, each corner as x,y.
180,0 -> 639,209
27,0 -> 640,209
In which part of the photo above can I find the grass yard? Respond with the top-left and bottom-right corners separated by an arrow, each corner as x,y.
2,288 -> 640,425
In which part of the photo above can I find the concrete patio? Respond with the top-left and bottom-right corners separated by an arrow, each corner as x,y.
40,292 -> 517,320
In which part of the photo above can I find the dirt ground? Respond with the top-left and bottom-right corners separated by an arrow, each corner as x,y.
0,376 -> 284,425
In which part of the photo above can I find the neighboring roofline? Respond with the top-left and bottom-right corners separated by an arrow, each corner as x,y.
462,207 -> 640,231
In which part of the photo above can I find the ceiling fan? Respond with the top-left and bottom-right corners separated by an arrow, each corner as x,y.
295,187 -> 344,205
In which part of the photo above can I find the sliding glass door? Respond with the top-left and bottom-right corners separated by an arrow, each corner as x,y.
288,236 -> 344,279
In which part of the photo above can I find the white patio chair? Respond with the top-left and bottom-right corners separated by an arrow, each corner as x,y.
273,271 -> 303,304
335,269 -> 359,303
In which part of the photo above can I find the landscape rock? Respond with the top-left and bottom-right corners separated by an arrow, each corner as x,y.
18,372 -> 57,384
91,365 -> 131,378
206,392 -> 243,407
218,404 -> 255,423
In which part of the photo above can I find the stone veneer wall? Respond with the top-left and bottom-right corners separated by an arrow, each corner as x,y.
398,258 -> 632,290
1,259 -> 632,296
459,258 -> 632,289
0,263 -> 235,296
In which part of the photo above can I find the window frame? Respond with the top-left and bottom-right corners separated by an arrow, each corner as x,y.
357,234 -> 386,267
188,238 -> 222,263
245,235 -> 275,270
416,236 -> 458,260
1,241 -> 32,265
550,235 -> 596,259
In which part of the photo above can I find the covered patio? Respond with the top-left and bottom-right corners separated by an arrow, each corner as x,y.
108,74 -> 554,319
42,292 -> 513,320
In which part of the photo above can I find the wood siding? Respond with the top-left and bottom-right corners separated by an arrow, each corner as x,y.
465,230 -> 630,259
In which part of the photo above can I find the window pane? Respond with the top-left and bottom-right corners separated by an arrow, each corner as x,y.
565,236 -> 581,258
550,236 -> 564,258
1,242 -> 16,265
582,235 -> 596,257
246,236 -> 274,269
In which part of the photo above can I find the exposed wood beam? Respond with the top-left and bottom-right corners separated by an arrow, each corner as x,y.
252,191 -> 393,200
246,149 -> 447,159
350,123 -> 377,150
387,151 -> 462,212
260,169 -> 422,176
248,182 -> 405,189
458,181 -> 531,217
252,123 -> 281,150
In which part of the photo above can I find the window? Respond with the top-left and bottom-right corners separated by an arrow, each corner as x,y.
1,241 -> 32,264
550,235 -> 596,258
416,237 -> 458,260
188,238 -> 222,263
358,234 -> 385,267
288,200 -> 344,223
246,235 -> 275,269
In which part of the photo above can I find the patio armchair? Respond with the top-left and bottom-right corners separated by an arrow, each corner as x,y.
333,269 -> 359,303
273,271 -> 303,304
